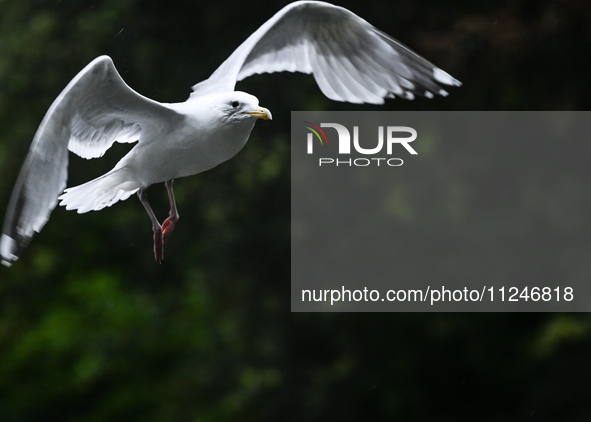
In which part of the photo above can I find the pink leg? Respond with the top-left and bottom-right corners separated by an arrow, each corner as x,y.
137,187 -> 164,263
162,179 -> 179,244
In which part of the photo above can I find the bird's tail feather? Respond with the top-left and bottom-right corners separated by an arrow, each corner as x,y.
58,169 -> 140,213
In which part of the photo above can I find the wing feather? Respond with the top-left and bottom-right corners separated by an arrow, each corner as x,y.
190,1 -> 460,103
1,55 -> 182,266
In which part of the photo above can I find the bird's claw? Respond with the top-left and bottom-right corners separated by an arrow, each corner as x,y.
154,228 -> 164,263
149,212 -> 178,264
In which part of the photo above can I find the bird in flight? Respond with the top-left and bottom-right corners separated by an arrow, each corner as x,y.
0,0 -> 460,266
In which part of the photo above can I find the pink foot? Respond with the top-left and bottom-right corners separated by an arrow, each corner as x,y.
162,215 -> 178,244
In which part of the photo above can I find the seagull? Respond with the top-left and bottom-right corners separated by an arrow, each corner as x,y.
0,0 -> 460,266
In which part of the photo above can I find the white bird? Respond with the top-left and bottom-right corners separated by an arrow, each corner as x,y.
0,0 -> 460,266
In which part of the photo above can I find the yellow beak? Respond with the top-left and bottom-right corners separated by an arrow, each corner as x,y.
247,106 -> 272,120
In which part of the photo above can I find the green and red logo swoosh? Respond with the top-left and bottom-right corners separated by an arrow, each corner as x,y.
302,121 -> 328,145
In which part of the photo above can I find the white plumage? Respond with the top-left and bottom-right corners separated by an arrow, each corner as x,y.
1,1 -> 460,266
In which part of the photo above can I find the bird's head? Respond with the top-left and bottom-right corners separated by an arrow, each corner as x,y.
214,91 -> 272,124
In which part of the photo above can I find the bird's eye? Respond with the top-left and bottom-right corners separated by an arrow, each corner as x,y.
231,100 -> 240,108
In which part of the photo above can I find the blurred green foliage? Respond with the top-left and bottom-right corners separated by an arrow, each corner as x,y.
1,0 -> 591,420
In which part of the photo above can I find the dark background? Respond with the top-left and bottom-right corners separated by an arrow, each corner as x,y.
1,0 -> 591,420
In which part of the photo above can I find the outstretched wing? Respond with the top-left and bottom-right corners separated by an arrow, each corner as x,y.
191,1 -> 461,103
1,55 -> 182,266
